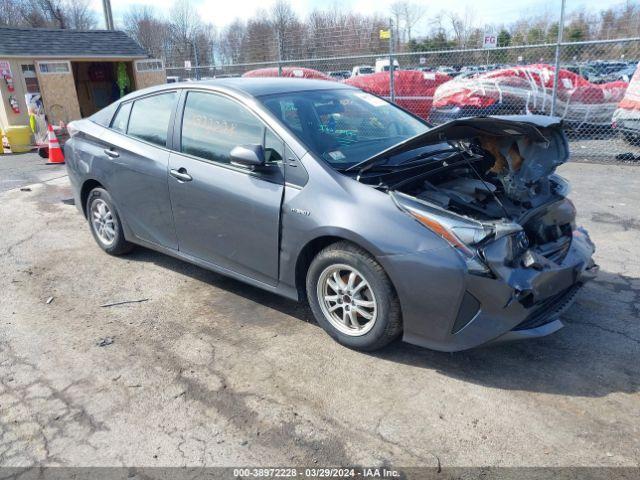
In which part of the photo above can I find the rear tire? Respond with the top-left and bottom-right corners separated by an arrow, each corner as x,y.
306,241 -> 402,351
86,187 -> 134,255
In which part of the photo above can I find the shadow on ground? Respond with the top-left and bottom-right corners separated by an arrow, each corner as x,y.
124,246 -> 639,399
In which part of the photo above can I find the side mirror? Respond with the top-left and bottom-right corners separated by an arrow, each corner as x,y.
230,144 -> 266,170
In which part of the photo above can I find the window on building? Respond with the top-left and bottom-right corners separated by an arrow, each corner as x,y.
38,61 -> 71,74
127,92 -> 177,147
21,65 -> 40,93
181,91 -> 265,164
136,60 -> 164,72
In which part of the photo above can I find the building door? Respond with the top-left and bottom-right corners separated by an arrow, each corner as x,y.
35,60 -> 81,123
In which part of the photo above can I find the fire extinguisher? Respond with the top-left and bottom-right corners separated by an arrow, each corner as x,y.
5,74 -> 15,92
9,95 -> 20,114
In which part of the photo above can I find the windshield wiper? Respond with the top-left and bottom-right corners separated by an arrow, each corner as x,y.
345,130 -> 429,175
352,146 -> 457,179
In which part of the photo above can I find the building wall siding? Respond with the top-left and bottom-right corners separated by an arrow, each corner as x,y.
35,60 -> 82,124
0,58 -> 31,128
134,69 -> 166,90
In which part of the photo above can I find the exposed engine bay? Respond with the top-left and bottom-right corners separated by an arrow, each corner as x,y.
355,116 -> 584,270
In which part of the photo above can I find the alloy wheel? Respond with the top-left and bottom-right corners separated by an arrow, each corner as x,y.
90,198 -> 116,246
317,264 -> 378,336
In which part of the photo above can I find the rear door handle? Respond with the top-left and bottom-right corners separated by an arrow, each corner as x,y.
104,148 -> 119,158
170,168 -> 192,182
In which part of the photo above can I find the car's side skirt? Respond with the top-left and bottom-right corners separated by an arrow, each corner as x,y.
128,236 -> 300,302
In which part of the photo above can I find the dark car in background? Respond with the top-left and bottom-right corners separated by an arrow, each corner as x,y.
64,78 -> 597,352
327,70 -> 351,80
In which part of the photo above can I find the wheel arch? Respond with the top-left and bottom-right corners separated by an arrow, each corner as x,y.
80,179 -> 105,217
293,233 -> 397,300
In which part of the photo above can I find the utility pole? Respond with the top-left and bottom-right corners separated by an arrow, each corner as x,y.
551,0 -> 566,117
389,18 -> 395,103
102,0 -> 114,29
277,30 -> 283,77
193,36 -> 200,80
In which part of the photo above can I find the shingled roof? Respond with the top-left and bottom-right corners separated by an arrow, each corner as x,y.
0,27 -> 148,58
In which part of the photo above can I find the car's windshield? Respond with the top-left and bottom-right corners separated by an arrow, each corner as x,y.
260,88 -> 429,170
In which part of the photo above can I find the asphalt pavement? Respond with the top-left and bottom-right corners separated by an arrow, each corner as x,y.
0,154 -> 638,469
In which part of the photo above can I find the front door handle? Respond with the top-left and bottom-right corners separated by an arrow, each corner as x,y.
104,148 -> 119,158
170,168 -> 192,182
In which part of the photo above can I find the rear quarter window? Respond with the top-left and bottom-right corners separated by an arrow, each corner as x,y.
111,102 -> 132,133
90,102 -> 118,127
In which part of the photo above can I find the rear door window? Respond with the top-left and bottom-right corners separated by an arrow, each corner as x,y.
127,92 -> 177,147
180,91 -> 265,164
111,102 -> 132,133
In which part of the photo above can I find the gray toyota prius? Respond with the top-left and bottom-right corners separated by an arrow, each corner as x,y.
65,78 -> 597,352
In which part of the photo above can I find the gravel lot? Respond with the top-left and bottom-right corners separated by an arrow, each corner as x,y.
0,155 -> 639,469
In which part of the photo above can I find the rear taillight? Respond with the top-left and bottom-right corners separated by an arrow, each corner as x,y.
66,121 -> 79,137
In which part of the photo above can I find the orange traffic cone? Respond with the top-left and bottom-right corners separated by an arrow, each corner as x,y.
46,124 -> 64,165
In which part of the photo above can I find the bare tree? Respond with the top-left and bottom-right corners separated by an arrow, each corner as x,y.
123,6 -> 169,58
65,0 -> 96,29
401,2 -> 425,41
194,23 -> 217,67
19,0 -> 67,28
270,0 -> 299,60
447,9 -> 475,48
219,19 -> 246,64
390,1 -> 425,43
390,2 -> 403,46
0,0 -> 23,26
244,15 -> 277,62
168,0 -> 202,64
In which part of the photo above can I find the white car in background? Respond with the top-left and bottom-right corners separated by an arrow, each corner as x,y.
375,58 -> 400,73
351,65 -> 375,77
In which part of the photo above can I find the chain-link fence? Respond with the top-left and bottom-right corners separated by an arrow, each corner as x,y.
166,37 -> 640,161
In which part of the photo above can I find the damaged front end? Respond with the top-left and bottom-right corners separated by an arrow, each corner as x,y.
361,115 -> 598,348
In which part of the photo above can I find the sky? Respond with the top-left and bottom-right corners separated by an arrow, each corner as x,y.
90,0 -> 630,34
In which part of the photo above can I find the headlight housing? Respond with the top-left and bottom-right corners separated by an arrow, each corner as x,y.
391,191 -> 519,276
550,174 -> 571,197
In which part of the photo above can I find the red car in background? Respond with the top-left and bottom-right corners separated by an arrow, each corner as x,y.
243,66 -> 333,81
429,64 -> 628,131
344,70 -> 451,120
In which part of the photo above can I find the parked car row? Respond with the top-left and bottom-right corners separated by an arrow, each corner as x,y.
429,64 -> 629,131
612,65 -> 640,144
167,59 -> 637,86
182,59 -> 639,142
575,60 -> 638,84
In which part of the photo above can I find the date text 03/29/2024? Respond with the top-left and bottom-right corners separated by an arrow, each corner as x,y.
232,467 -> 401,478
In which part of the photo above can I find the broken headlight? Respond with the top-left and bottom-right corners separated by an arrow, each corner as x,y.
391,191 -> 494,275
550,174 -> 571,197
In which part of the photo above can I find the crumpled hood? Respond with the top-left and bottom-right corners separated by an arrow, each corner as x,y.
351,114 -> 570,204
347,114 -> 566,173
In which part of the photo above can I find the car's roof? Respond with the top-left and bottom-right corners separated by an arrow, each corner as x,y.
166,77 -> 354,97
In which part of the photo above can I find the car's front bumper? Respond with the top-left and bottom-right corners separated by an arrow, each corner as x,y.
380,228 -> 597,352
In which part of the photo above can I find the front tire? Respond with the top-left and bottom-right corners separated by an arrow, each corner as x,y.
86,187 -> 134,255
306,242 -> 402,351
